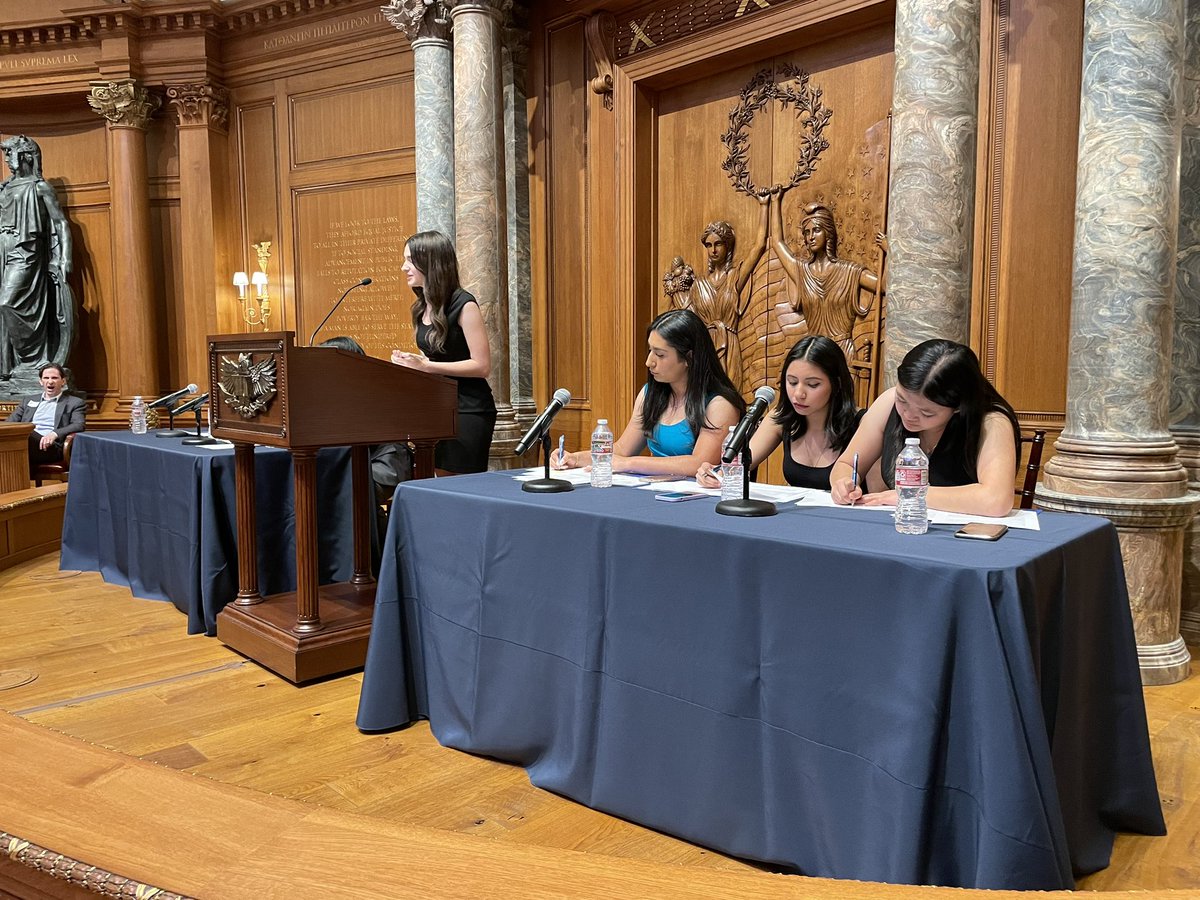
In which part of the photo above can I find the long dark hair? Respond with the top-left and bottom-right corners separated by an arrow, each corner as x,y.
771,336 -> 858,454
406,230 -> 461,355
640,309 -> 745,440
882,339 -> 1020,481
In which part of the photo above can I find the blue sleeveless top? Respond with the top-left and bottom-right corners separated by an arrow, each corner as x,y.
647,418 -> 697,457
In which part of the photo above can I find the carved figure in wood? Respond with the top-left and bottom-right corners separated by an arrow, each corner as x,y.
664,194 -> 769,388
0,135 -> 74,382
769,191 -> 885,359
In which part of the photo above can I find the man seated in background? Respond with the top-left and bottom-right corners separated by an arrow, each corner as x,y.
5,362 -> 86,475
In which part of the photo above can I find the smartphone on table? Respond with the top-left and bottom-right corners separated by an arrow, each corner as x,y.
954,522 -> 1009,541
654,491 -> 710,503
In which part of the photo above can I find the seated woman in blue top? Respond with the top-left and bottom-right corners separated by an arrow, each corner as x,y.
830,339 -> 1020,517
696,335 -> 862,491
554,308 -> 745,477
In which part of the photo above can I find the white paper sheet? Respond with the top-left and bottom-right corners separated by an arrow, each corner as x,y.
511,467 -> 646,487
792,490 -> 1040,530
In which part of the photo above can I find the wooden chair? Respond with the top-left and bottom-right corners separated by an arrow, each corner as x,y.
1016,429 -> 1046,510
33,433 -> 74,487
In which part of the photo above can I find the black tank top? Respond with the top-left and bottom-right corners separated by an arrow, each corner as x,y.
880,407 -> 973,489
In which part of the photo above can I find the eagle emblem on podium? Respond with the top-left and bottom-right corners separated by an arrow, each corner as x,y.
218,352 -> 278,418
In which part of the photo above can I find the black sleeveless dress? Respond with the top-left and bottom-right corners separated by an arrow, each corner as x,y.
780,409 -> 865,490
416,288 -> 497,473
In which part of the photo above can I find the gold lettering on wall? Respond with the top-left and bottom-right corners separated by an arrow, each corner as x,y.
296,182 -> 417,358
261,13 -> 385,50
0,53 -> 81,71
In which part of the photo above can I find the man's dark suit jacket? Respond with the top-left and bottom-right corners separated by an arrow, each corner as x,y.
5,392 -> 87,446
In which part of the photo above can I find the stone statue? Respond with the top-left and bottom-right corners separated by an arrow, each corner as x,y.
769,191 -> 884,358
663,194 -> 769,388
0,134 -> 75,382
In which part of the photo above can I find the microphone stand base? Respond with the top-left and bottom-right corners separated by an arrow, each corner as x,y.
715,498 -> 776,517
181,435 -> 220,446
522,478 -> 574,494
155,429 -> 189,438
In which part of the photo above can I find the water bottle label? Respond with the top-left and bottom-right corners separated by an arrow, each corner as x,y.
591,441 -> 612,455
895,466 -> 927,488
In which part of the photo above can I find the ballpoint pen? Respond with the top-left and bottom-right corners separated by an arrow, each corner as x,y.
558,434 -> 566,465
850,452 -> 859,505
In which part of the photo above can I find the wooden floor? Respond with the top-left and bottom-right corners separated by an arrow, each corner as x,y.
2,551 -> 1199,896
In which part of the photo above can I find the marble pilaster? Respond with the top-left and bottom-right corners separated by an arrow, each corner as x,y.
882,0 -> 980,378
383,0 -> 456,237
1171,0 -> 1200,647
503,9 -> 536,432
1039,0 -> 1200,684
166,81 -> 232,385
448,0 -> 520,462
88,80 -> 163,402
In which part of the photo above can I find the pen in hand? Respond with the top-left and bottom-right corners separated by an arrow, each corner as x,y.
558,434 -> 566,465
850,452 -> 859,506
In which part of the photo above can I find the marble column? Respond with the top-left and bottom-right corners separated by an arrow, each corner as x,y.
87,80 -> 163,404
503,8 -> 536,433
1038,0 -> 1200,684
1172,0 -> 1200,648
383,0 -> 456,238
448,0 -> 521,462
883,0 -> 980,378
166,82 -> 231,387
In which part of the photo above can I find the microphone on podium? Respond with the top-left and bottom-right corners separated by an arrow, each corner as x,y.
308,278 -> 373,347
147,383 -> 199,410
514,388 -> 572,456
721,386 -> 775,464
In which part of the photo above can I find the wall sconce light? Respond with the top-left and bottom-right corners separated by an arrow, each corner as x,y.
235,242 -> 273,331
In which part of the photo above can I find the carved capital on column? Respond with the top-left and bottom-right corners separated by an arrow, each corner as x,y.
88,79 -> 160,129
382,0 -> 451,44
165,82 -> 230,131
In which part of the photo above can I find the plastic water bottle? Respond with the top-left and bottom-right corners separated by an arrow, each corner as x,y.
895,437 -> 929,534
130,396 -> 147,435
590,418 -> 613,488
720,426 -> 742,501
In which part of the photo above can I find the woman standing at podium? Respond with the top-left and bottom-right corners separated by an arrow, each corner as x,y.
553,308 -> 745,477
391,231 -> 495,474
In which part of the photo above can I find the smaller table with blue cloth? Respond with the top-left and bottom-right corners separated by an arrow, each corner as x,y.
60,431 -> 357,636
357,472 -> 1163,891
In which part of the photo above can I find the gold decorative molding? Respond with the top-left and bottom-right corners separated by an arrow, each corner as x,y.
614,0 -> 801,60
87,79 -> 160,129
165,82 -> 230,131
1,831 -> 193,900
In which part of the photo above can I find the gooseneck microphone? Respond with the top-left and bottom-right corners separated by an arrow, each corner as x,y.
514,388 -> 572,456
148,383 -> 199,410
721,386 -> 776,464
308,278 -> 373,347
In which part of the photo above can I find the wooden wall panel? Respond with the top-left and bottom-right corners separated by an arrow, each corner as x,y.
544,21 -> 591,409
292,178 -> 416,358
289,78 -> 413,167
61,207 -> 114,395
234,101 -> 283,329
150,201 -> 183,389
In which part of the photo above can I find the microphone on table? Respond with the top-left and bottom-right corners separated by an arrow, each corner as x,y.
308,278 -> 373,346
721,386 -> 775,464
147,383 -> 199,409
514,388 -> 572,456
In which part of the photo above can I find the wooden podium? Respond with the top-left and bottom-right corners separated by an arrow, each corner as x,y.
208,331 -> 457,683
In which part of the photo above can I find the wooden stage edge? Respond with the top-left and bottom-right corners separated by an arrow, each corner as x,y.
0,713 -> 1188,900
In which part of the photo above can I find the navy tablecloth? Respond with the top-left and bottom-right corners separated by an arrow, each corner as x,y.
60,432 -> 357,635
356,473 -> 1163,890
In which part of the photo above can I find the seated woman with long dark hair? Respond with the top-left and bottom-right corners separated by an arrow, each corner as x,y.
696,335 -> 861,491
554,308 -> 745,477
830,339 -> 1020,517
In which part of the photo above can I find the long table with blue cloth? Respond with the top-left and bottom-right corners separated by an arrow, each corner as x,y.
60,431 -> 357,635
356,471 -> 1163,890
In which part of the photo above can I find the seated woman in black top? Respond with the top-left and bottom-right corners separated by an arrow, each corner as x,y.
696,335 -> 861,491
830,339 -> 1020,517
391,231 -> 496,474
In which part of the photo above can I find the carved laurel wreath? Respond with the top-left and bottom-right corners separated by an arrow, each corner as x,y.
721,65 -> 833,197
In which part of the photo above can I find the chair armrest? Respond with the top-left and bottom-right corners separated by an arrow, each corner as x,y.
62,433 -> 76,467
